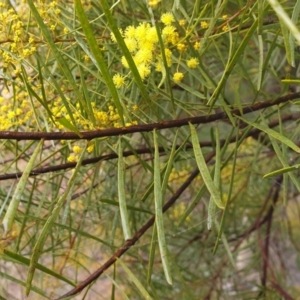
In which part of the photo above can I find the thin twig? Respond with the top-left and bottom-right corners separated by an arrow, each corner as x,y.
270,279 -> 294,300
260,176 -> 282,294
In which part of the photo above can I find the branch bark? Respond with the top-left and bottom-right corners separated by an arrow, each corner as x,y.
0,92 -> 299,141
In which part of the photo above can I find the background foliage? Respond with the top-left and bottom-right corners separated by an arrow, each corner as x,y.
1,0 -> 300,299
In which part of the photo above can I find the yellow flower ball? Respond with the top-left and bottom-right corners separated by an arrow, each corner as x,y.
187,58 -> 199,69
73,145 -> 82,154
201,21 -> 209,29
173,72 -> 184,83
113,74 -> 126,89
161,12 -> 175,26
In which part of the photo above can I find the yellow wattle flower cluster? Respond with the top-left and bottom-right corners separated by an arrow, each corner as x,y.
173,72 -> 184,83
111,12 -> 204,87
0,92 -> 33,131
121,22 -> 159,81
50,99 -> 125,131
111,13 -> 183,88
187,58 -> 199,69
161,12 -> 175,26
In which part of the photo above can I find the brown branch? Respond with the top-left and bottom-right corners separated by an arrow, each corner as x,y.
0,147 -> 155,181
1,112 -> 299,181
270,279 -> 295,300
260,176 -> 282,291
0,92 -> 299,141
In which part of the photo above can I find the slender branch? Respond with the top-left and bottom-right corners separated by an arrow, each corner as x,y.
260,176 -> 282,290
1,112 -> 299,181
0,92 -> 299,141
270,279 -> 294,300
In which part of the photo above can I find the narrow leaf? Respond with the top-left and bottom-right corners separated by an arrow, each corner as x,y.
213,128 -> 239,254
117,258 -> 153,300
208,128 -> 221,230
118,136 -> 132,240
263,164 -> 300,178
237,116 -> 300,153
257,35 -> 264,90
153,129 -> 172,284
147,224 -> 157,284
290,0 -> 300,66
3,249 -> 76,287
161,130 -> 179,199
0,270 -> 50,299
189,123 -> 224,209
267,0 -> 300,45
105,274 -> 131,300
270,138 -> 300,191
279,17 -> 293,66
2,140 -> 43,239
282,79 -> 300,84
